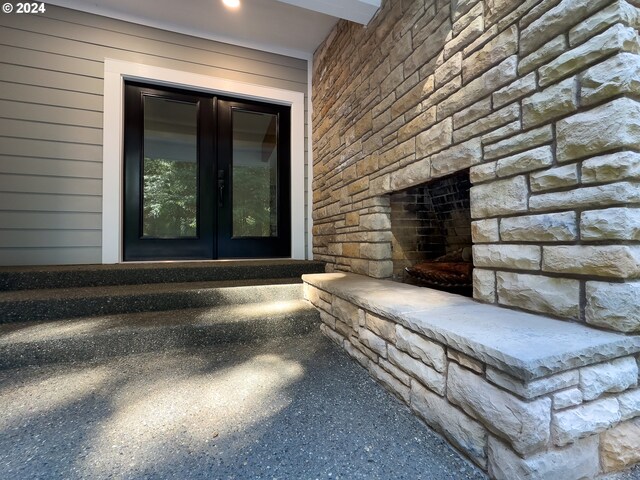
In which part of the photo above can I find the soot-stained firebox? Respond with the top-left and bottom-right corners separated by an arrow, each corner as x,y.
390,170 -> 473,296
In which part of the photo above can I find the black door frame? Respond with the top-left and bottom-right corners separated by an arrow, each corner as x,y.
217,99 -> 291,259
122,81 -> 291,261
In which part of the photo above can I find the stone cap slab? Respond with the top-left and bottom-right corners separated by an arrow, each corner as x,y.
302,273 -> 640,381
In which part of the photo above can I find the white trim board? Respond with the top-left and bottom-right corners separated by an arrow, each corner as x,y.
102,58 -> 307,263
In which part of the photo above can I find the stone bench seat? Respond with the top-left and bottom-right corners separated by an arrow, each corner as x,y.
302,272 -> 640,381
302,272 -> 640,479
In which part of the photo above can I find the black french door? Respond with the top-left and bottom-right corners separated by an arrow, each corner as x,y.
123,82 -> 291,261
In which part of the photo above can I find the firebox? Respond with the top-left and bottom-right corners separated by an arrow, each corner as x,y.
390,170 -> 473,296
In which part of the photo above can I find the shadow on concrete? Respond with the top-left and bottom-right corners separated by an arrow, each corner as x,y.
0,331 -> 486,479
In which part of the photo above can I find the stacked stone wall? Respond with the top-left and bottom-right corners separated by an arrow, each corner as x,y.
311,0 -> 640,332
304,280 -> 640,478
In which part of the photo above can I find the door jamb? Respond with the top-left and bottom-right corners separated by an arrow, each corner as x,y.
103,58 -> 306,263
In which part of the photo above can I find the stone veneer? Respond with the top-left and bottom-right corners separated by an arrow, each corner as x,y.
311,0 -> 640,332
303,273 -> 640,479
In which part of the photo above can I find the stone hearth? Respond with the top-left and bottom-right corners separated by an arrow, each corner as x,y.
304,273 -> 640,479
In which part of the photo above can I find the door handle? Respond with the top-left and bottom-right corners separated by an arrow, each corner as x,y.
218,169 -> 225,207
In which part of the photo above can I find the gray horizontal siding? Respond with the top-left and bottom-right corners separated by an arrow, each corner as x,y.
0,248 -> 101,265
0,5 -> 308,265
0,81 -> 104,111
0,43 -> 105,78
2,17 -> 307,89
1,137 -> 103,162
0,230 -> 100,248
0,192 -> 102,212
0,174 -> 102,195
0,118 -> 102,145
0,155 -> 102,178
0,63 -> 103,93
0,211 -> 101,229
4,8 -> 305,72
0,100 -> 103,128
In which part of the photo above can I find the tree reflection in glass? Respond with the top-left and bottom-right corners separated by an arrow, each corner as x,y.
232,110 -> 278,238
142,96 -> 198,238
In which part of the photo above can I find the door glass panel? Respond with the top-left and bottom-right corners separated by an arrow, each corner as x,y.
142,96 -> 198,238
231,110 -> 278,237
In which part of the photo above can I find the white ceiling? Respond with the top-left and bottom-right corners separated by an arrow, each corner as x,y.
47,0 -> 380,59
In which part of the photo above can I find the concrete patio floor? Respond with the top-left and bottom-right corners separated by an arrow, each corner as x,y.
0,329 -> 487,480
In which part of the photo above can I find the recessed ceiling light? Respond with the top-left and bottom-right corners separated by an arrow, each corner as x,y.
222,0 -> 240,8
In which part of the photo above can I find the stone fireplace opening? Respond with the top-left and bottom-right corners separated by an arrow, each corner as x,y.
390,170 -> 473,296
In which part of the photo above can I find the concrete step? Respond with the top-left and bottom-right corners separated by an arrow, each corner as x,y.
0,279 -> 305,323
0,299 -> 320,369
0,260 -> 325,291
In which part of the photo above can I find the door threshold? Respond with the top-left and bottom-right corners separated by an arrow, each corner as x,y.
121,258 -> 298,264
